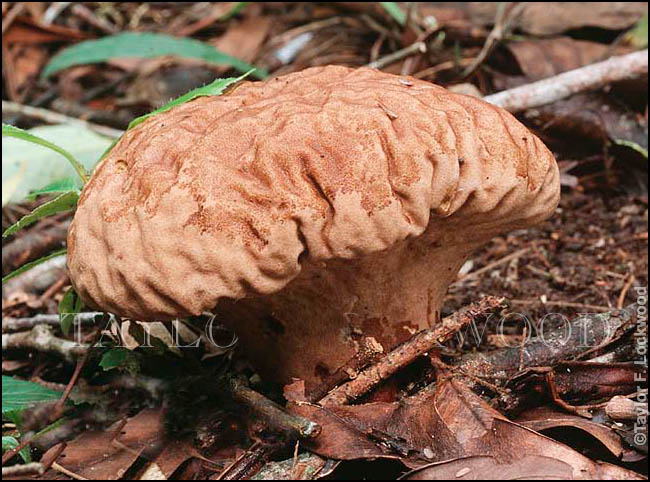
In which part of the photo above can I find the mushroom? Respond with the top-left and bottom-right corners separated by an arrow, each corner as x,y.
68,66 -> 560,390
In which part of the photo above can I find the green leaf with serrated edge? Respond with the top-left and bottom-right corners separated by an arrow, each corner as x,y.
2,249 -> 67,285
26,178 -> 80,201
2,376 -> 62,415
2,124 -> 88,184
42,32 -> 268,80
99,348 -> 140,375
59,287 -> 84,336
3,191 -> 78,239
128,70 -> 252,129
380,2 -> 406,26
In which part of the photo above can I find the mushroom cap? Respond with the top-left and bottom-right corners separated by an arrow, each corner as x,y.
68,66 -> 560,320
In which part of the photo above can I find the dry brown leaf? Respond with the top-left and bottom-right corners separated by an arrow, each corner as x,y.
517,406 -> 628,458
2,16 -> 91,44
289,378 -> 644,478
210,16 -> 272,64
40,409 -> 194,480
468,2 -> 648,35
401,454 -> 574,480
506,38 -> 624,81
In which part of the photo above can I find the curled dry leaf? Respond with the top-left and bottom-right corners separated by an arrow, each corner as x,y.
288,378 -> 644,479
525,93 -> 648,153
516,406 -> 628,459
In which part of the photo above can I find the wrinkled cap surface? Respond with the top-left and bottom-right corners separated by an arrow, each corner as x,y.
68,65 -> 560,320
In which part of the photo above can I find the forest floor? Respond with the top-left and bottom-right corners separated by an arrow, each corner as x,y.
2,2 -> 648,480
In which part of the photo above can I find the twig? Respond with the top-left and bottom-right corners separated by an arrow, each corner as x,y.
2,324 -> 89,362
509,299 -> 611,312
3,312 -> 102,333
413,58 -> 475,80
2,101 -> 123,138
70,3 -> 117,34
226,378 -> 321,440
2,254 -> 67,299
545,370 -> 593,418
42,3 -> 71,25
307,336 -> 384,402
617,274 -> 636,309
456,305 -> 636,381
1,462 -> 44,477
1,3 -> 25,34
53,337 -> 95,417
484,49 -> 649,112
217,441 -> 267,480
452,247 -> 530,285
461,2 -> 525,78
318,296 -> 506,406
51,461 -> 88,480
366,41 -> 427,70
2,221 -> 70,276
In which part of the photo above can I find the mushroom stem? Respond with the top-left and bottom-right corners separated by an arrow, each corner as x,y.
217,235 -> 480,390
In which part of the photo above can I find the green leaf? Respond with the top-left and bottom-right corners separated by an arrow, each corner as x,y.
220,2 -> 249,21
59,287 -> 84,336
2,435 -> 31,463
612,138 -> 649,159
42,32 -> 268,80
2,376 -> 62,415
2,249 -> 67,285
2,124 -> 113,205
625,13 -> 648,48
380,2 -> 406,26
2,436 -> 19,451
26,178 -> 80,201
99,348 -> 140,375
2,124 -> 89,184
2,191 -> 79,239
128,70 -> 252,129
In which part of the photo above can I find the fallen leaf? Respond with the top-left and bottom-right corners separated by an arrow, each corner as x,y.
289,378 -> 644,478
468,2 -> 648,35
41,409 -> 166,480
401,454 -> 574,480
517,406 -> 627,459
210,16 -> 272,64
506,38 -> 625,81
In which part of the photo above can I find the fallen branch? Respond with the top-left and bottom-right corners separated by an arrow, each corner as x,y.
3,312 -> 102,333
318,296 -> 506,406
2,254 -> 67,299
2,100 -> 123,138
1,220 -> 70,276
484,49 -> 649,112
226,377 -> 321,440
2,324 -> 88,363
1,462 -> 44,477
452,247 -> 530,285
454,305 -> 636,384
366,41 -> 426,69
461,2 -> 525,78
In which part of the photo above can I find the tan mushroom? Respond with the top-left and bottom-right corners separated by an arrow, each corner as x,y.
68,66 -> 560,390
